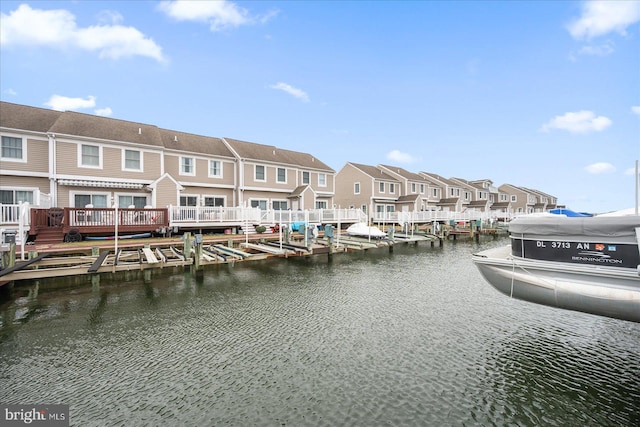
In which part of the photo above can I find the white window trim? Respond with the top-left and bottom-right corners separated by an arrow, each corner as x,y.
203,194 -> 226,206
1,134 -> 27,163
78,143 -> 103,169
0,186 -> 37,203
208,160 -> 223,179
302,171 -> 310,185
354,182 -> 361,195
276,167 -> 287,184
69,190 -> 110,208
116,192 -> 148,207
411,183 -> 416,193
122,148 -> 143,172
254,164 -> 266,182
379,182 -> 385,194
180,156 -> 196,176
318,173 -> 327,187
389,183 -> 395,194
180,193 -> 199,206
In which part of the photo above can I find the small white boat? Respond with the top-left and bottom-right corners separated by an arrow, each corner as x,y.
346,222 -> 387,238
472,212 -> 640,323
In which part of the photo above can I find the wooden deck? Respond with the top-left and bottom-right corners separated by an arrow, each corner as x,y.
29,207 -> 169,243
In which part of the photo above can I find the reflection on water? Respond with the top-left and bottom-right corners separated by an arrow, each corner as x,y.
1,238 -> 639,426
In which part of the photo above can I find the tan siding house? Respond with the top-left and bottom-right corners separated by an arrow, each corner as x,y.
222,138 -> 335,210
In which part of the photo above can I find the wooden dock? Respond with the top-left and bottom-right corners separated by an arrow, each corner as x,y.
0,226 -> 499,288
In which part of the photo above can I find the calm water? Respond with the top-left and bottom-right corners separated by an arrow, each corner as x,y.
1,238 -> 639,426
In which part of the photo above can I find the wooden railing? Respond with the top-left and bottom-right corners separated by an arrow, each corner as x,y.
30,207 -> 169,235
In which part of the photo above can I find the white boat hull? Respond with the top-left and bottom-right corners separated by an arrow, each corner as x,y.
473,245 -> 640,323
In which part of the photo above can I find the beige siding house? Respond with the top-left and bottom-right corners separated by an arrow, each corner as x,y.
378,165 -> 431,211
334,162 -> 401,217
160,129 -> 237,208
0,102 -> 62,206
499,184 -> 537,214
0,102 -> 336,217
222,138 -> 335,210
419,172 -> 467,211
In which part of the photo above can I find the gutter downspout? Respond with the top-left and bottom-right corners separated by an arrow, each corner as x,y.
47,133 -> 57,206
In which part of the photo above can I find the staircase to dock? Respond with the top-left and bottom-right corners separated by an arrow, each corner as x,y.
34,229 -> 65,245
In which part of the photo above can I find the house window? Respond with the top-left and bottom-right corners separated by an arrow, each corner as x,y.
250,199 -> 267,210
1,136 -> 24,160
180,195 -> 198,206
277,167 -> 286,183
354,182 -> 360,194
123,149 -> 141,171
465,192 -> 470,200
433,188 -> 438,197
316,201 -> 327,209
318,173 -> 326,187
412,183 -> 416,193
255,165 -> 265,181
81,144 -> 101,167
204,196 -> 225,207
361,204 -> 367,213
0,189 -> 34,204
209,160 -> 222,178
379,182 -> 385,193
118,195 -> 147,208
511,195 -> 517,202
450,188 -> 455,196
389,183 -> 395,194
181,157 -> 195,175
420,184 -> 425,194
302,171 -> 310,184
273,200 -> 288,210
74,194 -> 108,208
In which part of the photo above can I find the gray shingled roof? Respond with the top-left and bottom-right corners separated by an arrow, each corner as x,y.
350,163 -> 398,181
224,138 -> 333,171
48,110 -> 164,147
380,164 -> 427,181
159,128 -> 235,157
0,101 -> 63,133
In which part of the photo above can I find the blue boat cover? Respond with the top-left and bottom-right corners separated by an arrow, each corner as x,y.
549,208 -> 593,217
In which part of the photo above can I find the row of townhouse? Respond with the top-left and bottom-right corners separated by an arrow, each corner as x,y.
1,101 -> 559,228
333,163 -> 560,219
0,102 -> 335,217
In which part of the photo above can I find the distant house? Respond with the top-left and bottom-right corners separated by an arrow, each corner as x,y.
419,172 -> 467,211
334,162 -> 401,217
499,184 -> 537,214
378,165 -> 431,211
450,177 -> 491,212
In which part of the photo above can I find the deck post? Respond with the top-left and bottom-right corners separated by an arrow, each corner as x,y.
2,243 -> 16,271
183,232 -> 192,258
91,247 -> 99,257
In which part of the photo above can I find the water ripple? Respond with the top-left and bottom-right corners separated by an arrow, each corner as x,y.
1,240 -> 639,426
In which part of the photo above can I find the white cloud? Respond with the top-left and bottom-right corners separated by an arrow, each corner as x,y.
568,1 -> 640,40
0,4 -> 165,62
44,95 -> 96,111
158,0 -> 276,31
95,107 -> 113,117
577,40 -> 615,56
269,82 -> 309,102
624,167 -> 639,176
386,150 -> 417,164
3,88 -> 17,96
584,162 -> 616,174
540,110 -> 612,133
632,106 -> 640,116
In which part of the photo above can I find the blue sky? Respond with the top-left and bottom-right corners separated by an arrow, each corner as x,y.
1,0 -> 639,213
